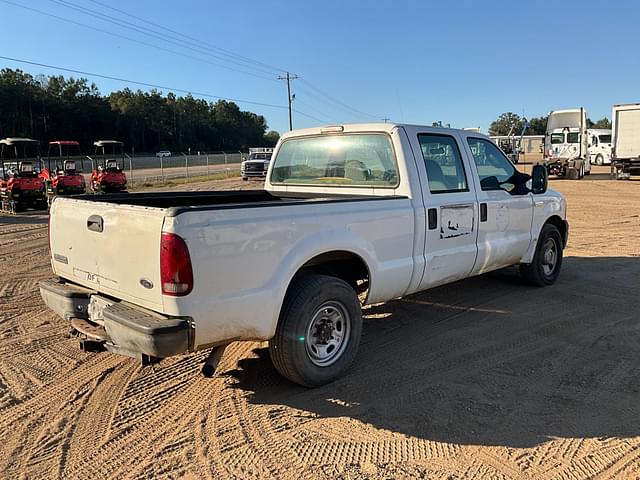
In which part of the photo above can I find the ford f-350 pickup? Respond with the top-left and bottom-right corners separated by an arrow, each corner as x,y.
40,124 -> 568,387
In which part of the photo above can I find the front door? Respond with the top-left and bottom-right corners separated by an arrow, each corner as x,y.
464,136 -> 533,274
408,130 -> 479,289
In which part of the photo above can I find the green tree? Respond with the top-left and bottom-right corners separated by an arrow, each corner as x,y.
0,68 -> 274,153
590,117 -> 611,129
489,112 -> 523,136
264,130 -> 280,146
526,116 -> 547,135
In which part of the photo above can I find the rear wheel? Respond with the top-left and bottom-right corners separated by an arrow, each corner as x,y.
269,274 -> 362,387
520,224 -> 563,286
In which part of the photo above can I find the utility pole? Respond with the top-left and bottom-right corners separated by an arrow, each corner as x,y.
382,116 -> 390,123
278,72 -> 298,130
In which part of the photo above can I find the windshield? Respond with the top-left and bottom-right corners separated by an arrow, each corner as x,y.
551,133 -> 564,144
249,153 -> 271,160
599,134 -> 612,143
271,133 -> 398,187
567,132 -> 580,144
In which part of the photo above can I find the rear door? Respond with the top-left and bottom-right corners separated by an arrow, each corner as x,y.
463,136 -> 533,274
405,128 -> 479,289
49,198 -> 166,312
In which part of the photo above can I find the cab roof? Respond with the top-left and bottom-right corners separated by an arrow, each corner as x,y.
50,140 -> 80,146
93,140 -> 123,146
278,123 -> 482,141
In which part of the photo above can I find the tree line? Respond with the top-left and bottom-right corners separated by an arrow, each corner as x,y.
489,112 -> 611,136
0,68 -> 280,153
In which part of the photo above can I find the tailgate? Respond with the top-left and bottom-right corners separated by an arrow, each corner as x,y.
49,197 -> 166,312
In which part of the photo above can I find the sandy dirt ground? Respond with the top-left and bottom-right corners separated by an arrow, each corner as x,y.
0,166 -> 639,479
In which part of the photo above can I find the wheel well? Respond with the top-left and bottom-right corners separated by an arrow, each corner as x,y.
293,251 -> 370,295
545,215 -> 567,248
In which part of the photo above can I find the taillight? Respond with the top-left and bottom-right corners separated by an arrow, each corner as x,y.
160,232 -> 193,296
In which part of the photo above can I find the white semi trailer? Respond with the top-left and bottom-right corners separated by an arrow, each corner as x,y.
611,103 -> 640,179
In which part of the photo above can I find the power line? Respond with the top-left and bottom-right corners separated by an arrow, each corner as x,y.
3,0 -> 378,127
86,0 -> 287,75
292,99 -> 338,124
46,0 -> 281,77
291,109 -> 328,124
0,55 -> 287,110
298,78 -> 381,120
0,0 -> 279,82
0,55 -> 328,127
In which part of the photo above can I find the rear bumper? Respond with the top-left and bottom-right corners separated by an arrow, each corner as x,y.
39,278 -> 192,358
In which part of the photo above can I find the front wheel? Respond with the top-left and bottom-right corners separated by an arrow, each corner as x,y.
269,274 -> 362,387
595,154 -> 603,166
520,224 -> 563,286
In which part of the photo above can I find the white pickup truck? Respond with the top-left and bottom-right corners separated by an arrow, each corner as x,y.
40,124 -> 568,387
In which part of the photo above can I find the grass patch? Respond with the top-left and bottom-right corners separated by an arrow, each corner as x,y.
129,170 -> 241,191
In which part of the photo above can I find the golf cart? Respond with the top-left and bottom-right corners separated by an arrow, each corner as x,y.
0,137 -> 46,213
40,141 -> 86,199
90,140 -> 127,193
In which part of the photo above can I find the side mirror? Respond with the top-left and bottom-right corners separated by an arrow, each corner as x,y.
531,164 -> 548,194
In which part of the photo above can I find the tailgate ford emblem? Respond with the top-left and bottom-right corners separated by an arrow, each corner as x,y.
139,278 -> 154,289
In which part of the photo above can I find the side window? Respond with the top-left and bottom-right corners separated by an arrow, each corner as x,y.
417,134 -> 468,193
467,137 -> 516,191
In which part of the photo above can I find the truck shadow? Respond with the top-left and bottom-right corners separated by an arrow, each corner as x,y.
224,256 -> 640,448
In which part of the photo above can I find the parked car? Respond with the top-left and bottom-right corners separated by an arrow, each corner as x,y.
156,150 -> 171,158
40,123 -> 567,387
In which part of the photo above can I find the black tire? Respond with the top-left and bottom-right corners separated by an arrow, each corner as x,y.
566,167 -> 579,180
269,274 -> 362,387
520,223 -> 563,286
595,154 -> 603,166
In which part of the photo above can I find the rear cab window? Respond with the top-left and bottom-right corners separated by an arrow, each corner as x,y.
270,134 -> 398,187
551,133 -> 565,144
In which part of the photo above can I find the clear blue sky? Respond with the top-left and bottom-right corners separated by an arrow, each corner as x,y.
1,0 -> 638,134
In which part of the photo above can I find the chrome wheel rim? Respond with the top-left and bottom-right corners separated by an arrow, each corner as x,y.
304,301 -> 351,367
542,237 -> 558,276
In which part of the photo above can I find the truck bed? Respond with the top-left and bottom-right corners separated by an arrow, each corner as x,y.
74,190 -> 394,216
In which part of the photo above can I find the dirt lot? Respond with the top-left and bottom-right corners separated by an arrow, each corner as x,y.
1,167 -> 639,479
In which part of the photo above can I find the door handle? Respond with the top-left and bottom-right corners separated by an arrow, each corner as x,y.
87,214 -> 104,233
480,203 -> 487,222
428,208 -> 437,230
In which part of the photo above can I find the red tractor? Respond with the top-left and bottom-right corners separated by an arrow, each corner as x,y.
90,140 -> 127,193
39,141 -> 86,199
0,138 -> 47,212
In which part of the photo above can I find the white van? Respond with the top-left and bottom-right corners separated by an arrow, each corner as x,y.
587,129 -> 612,165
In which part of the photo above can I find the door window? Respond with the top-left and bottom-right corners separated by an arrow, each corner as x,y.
417,134 -> 468,193
467,137 -> 517,192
